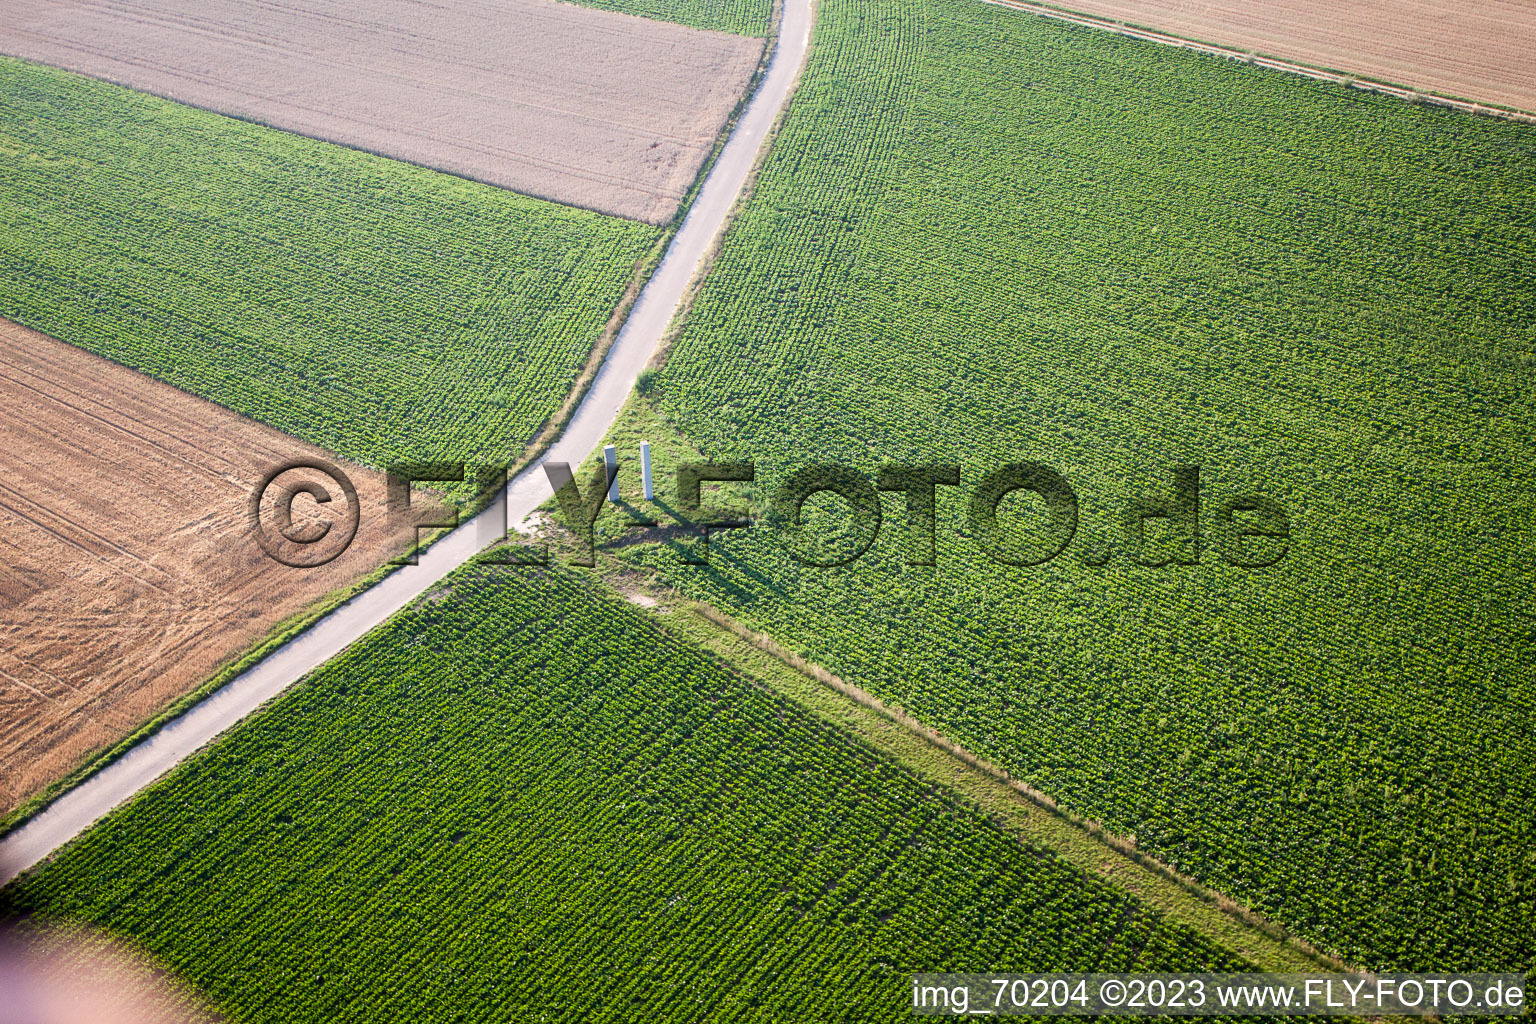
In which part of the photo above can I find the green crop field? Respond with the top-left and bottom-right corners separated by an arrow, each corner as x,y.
583,0 -> 1536,973
564,0 -> 772,36
0,57 -> 657,477
0,566 -> 1245,1021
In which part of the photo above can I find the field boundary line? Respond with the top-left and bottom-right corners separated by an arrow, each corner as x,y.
537,393 -> 1344,972
981,0 -> 1536,125
496,4 -> 782,494
0,0 -> 817,888
646,0 -> 814,375
527,449 -> 1355,974
640,588 -> 1353,974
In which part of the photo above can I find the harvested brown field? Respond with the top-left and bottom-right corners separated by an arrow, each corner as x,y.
0,0 -> 763,224
0,321 -> 426,814
1013,0 -> 1536,114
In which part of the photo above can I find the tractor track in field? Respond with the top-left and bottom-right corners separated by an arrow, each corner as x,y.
0,0 -> 816,886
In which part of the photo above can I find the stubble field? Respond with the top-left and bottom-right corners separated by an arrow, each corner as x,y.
590,0 -> 1536,973
0,321 -> 423,814
1013,0 -> 1536,113
0,0 -> 762,223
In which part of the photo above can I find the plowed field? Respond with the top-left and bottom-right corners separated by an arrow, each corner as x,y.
0,321 -> 420,813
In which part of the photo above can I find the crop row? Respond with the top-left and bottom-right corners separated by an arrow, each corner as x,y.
604,0 -> 1536,972
565,0 -> 772,37
1,566 -> 1245,1021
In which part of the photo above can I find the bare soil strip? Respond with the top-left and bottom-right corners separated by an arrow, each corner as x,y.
0,0 -> 763,223
0,321 -> 417,813
986,0 -> 1536,119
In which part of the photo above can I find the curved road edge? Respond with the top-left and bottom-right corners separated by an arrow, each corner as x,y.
0,0 -> 815,888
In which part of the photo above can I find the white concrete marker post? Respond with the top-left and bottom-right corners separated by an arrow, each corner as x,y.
603,444 -> 619,502
640,441 -> 654,501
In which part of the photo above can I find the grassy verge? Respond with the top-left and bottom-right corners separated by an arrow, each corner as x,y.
513,394 -> 1342,974
560,0 -> 773,36
650,597 -> 1341,974
498,0 -> 780,483
2,563 -> 1253,1021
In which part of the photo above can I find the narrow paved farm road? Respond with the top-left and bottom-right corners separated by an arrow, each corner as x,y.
0,0 -> 815,887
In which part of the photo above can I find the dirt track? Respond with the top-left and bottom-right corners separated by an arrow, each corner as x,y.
0,0 -> 762,224
0,321 -> 419,813
1018,0 -> 1536,114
